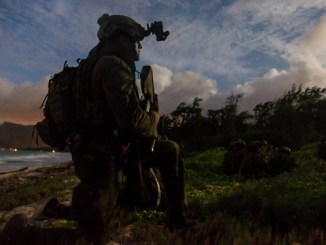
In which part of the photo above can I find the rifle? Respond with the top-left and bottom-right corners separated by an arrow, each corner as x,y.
126,65 -> 162,209
140,65 -> 158,152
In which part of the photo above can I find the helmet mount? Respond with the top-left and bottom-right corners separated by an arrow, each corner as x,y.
97,14 -> 169,42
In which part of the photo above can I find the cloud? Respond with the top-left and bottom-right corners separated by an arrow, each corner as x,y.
0,77 -> 48,125
2,13 -> 326,125
151,65 -> 220,114
138,0 -> 326,91
151,64 -> 173,94
1,1 -> 326,125
231,15 -> 326,111
154,13 -> 326,114
296,16 -> 326,66
2,0 -> 326,87
0,66 -> 221,125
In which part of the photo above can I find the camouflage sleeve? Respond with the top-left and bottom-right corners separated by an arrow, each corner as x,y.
95,56 -> 159,138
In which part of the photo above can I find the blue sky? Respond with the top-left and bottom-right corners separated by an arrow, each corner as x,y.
1,0 -> 326,124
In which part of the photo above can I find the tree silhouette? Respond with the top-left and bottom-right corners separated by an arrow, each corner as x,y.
162,85 -> 325,152
253,85 -> 326,148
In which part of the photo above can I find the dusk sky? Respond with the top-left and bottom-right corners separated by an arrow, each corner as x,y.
1,0 -> 326,125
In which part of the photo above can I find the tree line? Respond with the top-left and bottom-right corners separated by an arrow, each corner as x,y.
160,85 -> 326,152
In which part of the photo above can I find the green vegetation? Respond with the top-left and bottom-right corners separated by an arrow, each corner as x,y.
0,144 -> 324,244
0,174 -> 77,211
133,145 -> 325,244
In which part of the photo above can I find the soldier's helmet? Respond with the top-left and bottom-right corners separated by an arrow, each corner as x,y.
97,13 -> 146,41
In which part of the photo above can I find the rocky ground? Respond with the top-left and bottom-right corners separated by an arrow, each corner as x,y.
0,162 -> 78,244
0,162 -> 76,223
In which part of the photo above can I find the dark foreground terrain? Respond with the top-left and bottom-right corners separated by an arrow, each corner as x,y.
0,144 -> 325,245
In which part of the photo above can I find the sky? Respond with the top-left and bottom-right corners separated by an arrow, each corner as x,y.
0,0 -> 326,125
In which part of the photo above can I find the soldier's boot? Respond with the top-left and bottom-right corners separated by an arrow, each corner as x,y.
165,181 -> 189,230
163,157 -> 190,230
2,213 -> 28,232
166,201 -> 190,230
1,213 -> 28,243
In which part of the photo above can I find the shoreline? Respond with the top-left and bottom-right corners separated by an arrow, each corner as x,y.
0,161 -> 76,199
0,161 -> 74,180
0,150 -> 72,174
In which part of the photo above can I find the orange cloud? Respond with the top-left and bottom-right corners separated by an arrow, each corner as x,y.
0,77 -> 48,125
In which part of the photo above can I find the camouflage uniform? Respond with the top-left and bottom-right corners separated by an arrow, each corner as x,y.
69,14 -> 186,245
240,140 -> 269,179
223,139 -> 247,175
269,146 -> 297,176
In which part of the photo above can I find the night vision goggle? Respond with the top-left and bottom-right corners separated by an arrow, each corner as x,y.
143,21 -> 169,41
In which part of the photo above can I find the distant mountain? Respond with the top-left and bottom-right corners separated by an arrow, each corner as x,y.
0,122 -> 47,149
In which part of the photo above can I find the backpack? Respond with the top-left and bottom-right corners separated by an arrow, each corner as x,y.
34,57 -> 98,151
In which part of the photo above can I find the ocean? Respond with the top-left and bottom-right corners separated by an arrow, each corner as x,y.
0,150 -> 72,173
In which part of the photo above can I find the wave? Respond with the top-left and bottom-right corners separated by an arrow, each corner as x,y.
0,150 -> 72,172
